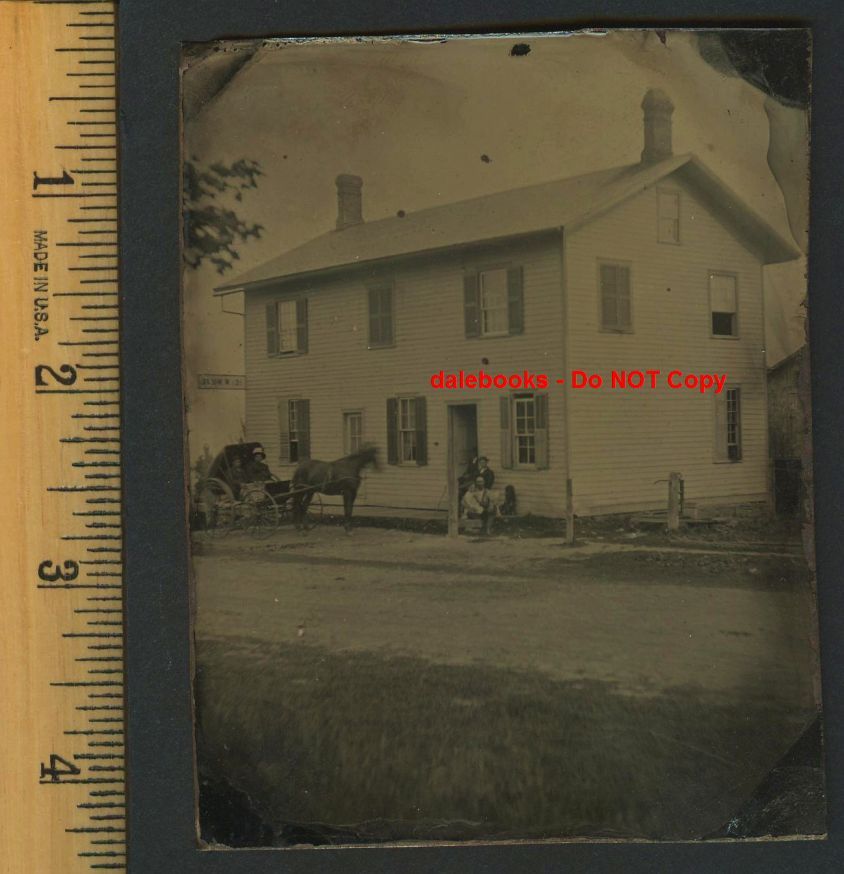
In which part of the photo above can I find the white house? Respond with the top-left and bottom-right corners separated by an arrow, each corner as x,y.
215,89 -> 799,517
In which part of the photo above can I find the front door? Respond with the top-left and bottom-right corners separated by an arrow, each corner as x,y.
450,404 -> 478,480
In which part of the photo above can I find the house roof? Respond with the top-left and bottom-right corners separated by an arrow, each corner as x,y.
768,343 -> 807,374
215,153 -> 801,294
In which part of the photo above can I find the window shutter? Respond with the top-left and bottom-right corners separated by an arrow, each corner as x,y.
714,393 -> 727,461
296,298 -> 309,353
415,396 -> 428,466
368,288 -> 380,346
599,265 -> 615,330
507,266 -> 524,335
617,267 -> 631,330
383,288 -> 394,345
386,398 -> 398,465
278,398 -> 290,463
500,395 -> 513,469
297,399 -> 310,459
463,273 -> 481,338
534,393 -> 549,469
266,302 -> 278,355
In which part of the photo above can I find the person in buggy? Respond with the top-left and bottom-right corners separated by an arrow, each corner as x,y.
242,445 -> 292,501
244,445 -> 272,483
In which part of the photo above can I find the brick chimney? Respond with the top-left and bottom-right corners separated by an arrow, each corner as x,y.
335,174 -> 363,230
640,89 -> 674,164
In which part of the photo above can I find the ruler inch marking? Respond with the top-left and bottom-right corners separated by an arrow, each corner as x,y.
4,4 -> 124,871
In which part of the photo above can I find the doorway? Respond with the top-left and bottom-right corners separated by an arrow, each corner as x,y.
449,404 -> 478,480
446,404 -> 478,536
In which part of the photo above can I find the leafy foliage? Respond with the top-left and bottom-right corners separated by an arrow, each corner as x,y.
183,158 -> 265,274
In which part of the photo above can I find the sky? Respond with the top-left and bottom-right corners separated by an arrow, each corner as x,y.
182,30 -> 808,461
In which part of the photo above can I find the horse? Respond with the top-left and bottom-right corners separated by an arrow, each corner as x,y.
291,444 -> 379,531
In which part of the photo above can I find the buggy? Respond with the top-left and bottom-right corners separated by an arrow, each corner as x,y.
192,442 -> 322,537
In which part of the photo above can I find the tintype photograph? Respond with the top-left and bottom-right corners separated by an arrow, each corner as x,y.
181,30 -> 822,848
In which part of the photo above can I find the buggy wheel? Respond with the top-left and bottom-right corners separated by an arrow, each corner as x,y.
194,478 -> 234,535
243,490 -> 279,539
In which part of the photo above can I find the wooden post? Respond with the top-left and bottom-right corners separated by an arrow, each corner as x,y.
447,407 -> 459,537
667,471 -> 682,531
565,477 -> 575,544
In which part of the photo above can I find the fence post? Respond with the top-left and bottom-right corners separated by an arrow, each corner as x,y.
447,408 -> 459,537
565,478 -> 575,544
667,472 -> 682,531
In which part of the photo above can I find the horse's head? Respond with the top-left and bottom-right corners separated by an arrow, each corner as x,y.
358,443 -> 380,472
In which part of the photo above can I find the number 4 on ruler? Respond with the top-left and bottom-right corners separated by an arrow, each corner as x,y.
40,754 -> 81,783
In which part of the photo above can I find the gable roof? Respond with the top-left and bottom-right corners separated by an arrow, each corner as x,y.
215,153 -> 800,294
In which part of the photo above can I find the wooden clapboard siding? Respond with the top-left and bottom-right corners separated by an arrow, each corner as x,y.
243,236 -> 568,516
565,174 -> 768,514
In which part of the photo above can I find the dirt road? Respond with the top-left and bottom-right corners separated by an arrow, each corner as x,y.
194,527 -> 817,708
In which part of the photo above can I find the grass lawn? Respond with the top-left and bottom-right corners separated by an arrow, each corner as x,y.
196,637 -> 817,846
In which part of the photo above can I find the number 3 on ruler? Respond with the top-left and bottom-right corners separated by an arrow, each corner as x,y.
34,363 -> 77,387
38,560 -> 79,582
40,754 -> 81,783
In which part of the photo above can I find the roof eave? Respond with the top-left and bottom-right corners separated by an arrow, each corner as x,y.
213,226 -> 564,296
680,156 -> 802,265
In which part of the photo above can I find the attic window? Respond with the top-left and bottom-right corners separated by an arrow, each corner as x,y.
709,272 -> 738,337
657,189 -> 680,243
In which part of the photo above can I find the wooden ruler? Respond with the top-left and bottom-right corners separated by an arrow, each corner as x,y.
0,2 -> 124,872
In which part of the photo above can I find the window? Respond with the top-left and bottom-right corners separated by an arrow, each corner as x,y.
266,298 -> 308,355
715,387 -> 742,462
480,268 -> 509,335
368,285 -> 394,347
657,189 -> 680,243
513,394 -> 536,465
464,266 -> 523,337
726,388 -> 742,460
343,411 -> 363,455
277,301 -> 298,353
710,273 -> 738,337
386,396 -> 427,466
278,398 -> 310,463
288,400 -> 300,462
399,398 -> 417,462
599,262 -> 631,331
499,393 -> 549,469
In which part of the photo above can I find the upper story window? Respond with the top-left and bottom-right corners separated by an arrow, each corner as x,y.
368,285 -> 394,347
266,298 -> 308,355
657,189 -> 680,243
480,268 -> 509,335
599,261 -> 632,332
464,266 -> 524,338
709,272 -> 738,337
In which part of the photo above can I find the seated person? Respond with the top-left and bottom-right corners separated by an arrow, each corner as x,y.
244,445 -> 272,483
461,475 -> 494,535
498,483 -> 517,516
476,456 -> 495,489
229,456 -> 247,496
458,454 -> 495,500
